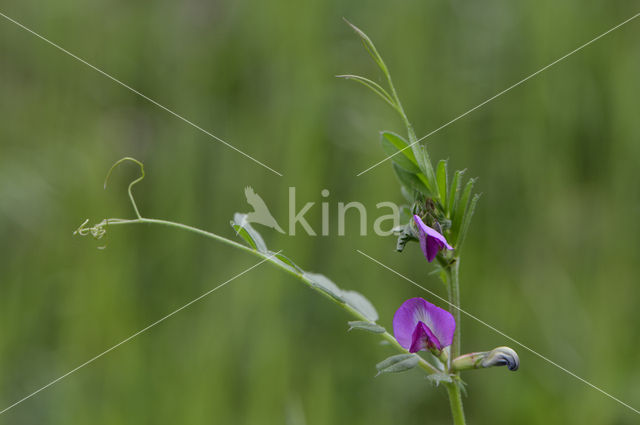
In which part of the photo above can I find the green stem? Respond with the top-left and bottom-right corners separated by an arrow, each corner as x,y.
445,382 -> 466,425
443,258 -> 464,425
447,259 -> 462,359
129,214 -> 463,423
98,216 -> 440,376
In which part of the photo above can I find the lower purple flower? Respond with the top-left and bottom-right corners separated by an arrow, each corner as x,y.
393,297 -> 455,353
413,215 -> 453,262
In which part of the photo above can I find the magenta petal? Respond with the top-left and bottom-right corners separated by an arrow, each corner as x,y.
426,236 -> 441,262
413,215 -> 453,262
409,321 -> 442,352
393,298 -> 456,352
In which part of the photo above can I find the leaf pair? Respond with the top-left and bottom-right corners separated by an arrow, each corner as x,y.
230,213 -> 380,324
337,19 -> 398,112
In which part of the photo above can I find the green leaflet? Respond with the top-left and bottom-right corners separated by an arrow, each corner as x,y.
380,131 -> 421,173
456,193 -> 481,250
305,273 -> 380,322
451,177 -> 477,245
336,75 -> 396,110
304,272 -> 345,303
448,169 -> 466,218
412,143 -> 437,196
343,290 -> 379,322
436,159 -> 448,207
392,163 -> 431,198
230,213 -> 268,253
272,251 -> 304,274
375,354 -> 420,376
228,217 -> 383,324
348,321 -> 386,334
343,19 -> 392,88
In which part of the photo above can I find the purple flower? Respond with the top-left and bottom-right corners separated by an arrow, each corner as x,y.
413,215 -> 453,262
393,297 -> 455,353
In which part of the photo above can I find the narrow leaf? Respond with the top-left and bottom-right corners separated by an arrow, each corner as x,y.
272,251 -> 304,274
380,131 -> 420,173
451,178 -> 476,244
448,169 -> 466,217
392,163 -> 431,197
230,213 -> 268,253
344,19 -> 390,80
436,159 -> 448,206
456,193 -> 481,250
376,354 -> 420,376
337,75 -> 396,109
348,321 -> 386,334
412,144 -> 437,196
303,272 -> 344,302
400,186 -> 413,203
343,290 -> 379,322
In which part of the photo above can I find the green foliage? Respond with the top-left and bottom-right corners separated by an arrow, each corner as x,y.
273,252 -> 304,274
456,193 -> 481,251
348,321 -> 386,334
342,290 -> 379,322
342,19 -> 393,92
230,218 -> 380,323
436,159 -> 449,210
448,169 -> 466,217
342,21 -> 481,254
304,272 -> 346,302
5,3 -> 635,423
337,75 -> 397,111
380,131 -> 421,173
426,372 -> 454,386
375,354 -> 420,376
450,178 -> 477,250
341,20 -> 438,194
392,163 -> 431,198
230,213 -> 268,253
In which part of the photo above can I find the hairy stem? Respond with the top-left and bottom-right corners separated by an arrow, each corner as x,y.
445,382 -> 466,425
443,258 -> 464,425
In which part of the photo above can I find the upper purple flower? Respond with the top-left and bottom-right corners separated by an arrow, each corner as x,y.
393,297 -> 455,353
413,215 -> 453,262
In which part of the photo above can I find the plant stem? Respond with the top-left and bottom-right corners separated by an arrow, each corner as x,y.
445,382 -> 466,425
447,259 -> 462,359
98,216 -> 441,376
443,258 -> 465,425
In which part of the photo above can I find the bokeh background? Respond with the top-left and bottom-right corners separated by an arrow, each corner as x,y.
1,1 -> 639,424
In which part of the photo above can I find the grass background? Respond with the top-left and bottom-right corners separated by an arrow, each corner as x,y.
1,0 -> 639,423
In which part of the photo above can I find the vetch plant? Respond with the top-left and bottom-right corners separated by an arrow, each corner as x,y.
75,21 -> 519,425
338,19 -> 520,424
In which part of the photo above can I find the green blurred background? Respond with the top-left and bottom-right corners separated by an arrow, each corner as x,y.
1,1 -> 639,424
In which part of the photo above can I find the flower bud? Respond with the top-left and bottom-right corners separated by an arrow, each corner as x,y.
452,346 -> 519,372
